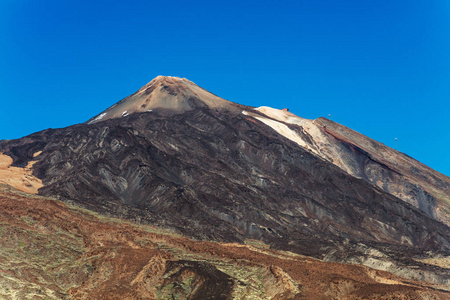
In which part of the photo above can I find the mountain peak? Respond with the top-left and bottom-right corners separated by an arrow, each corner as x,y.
87,76 -> 236,124
146,75 -> 192,86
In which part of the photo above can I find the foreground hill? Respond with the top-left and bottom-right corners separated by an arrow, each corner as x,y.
0,184 -> 448,299
0,76 -> 449,288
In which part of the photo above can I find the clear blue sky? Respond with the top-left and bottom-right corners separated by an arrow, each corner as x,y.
1,1 -> 449,176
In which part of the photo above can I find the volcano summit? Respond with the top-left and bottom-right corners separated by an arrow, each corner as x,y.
87,76 -> 241,124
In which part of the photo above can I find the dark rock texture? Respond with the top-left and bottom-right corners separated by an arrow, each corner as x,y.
0,76 -> 449,285
315,117 -> 450,226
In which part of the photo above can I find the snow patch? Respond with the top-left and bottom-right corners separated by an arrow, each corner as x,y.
255,106 -> 325,147
253,115 -> 316,153
122,111 -> 129,117
255,106 -> 309,126
253,106 -> 362,175
88,113 -> 107,124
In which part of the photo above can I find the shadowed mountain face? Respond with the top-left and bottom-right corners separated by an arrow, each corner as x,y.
0,76 -> 449,285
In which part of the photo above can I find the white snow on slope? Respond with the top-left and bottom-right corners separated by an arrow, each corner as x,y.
255,106 -> 319,135
245,106 -> 356,175
244,108 -> 318,154
255,106 -> 308,125
88,113 -> 107,124
253,114 -> 314,153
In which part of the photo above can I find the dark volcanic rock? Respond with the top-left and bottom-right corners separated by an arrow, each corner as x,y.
1,110 -> 449,258
0,77 -> 449,285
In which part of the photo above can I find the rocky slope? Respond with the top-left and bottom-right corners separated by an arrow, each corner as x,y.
86,76 -> 241,124
246,106 -> 450,226
1,184 -> 448,299
0,76 -> 449,287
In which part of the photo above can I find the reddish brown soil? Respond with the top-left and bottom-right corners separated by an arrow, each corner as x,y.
0,185 -> 447,299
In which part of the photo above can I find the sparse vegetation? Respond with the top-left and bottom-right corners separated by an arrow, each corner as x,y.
415,256 -> 450,269
0,185 -> 449,299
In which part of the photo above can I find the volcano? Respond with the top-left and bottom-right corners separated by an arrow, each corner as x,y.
0,76 -> 449,297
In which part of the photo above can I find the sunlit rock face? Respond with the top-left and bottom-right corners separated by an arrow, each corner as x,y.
1,76 -> 449,285
86,76 -> 241,124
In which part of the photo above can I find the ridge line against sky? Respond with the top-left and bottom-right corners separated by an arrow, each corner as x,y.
1,0 -> 449,176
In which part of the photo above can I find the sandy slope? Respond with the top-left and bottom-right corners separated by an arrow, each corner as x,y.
0,152 -> 42,194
